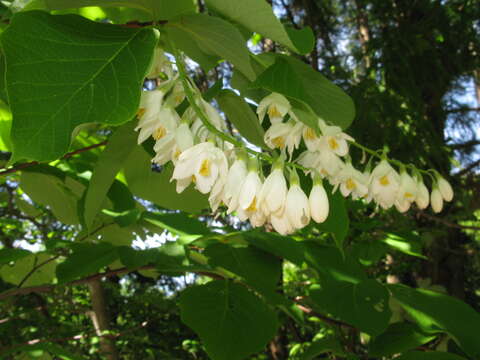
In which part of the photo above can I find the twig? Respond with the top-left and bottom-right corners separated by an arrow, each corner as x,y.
294,302 -> 355,329
416,211 -> 480,231
0,141 -> 108,176
454,158 -> 480,177
17,255 -> 61,289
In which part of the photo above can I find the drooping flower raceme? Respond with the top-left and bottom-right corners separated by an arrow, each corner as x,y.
137,59 -> 454,236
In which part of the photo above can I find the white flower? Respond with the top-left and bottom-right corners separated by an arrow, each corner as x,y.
431,187 -> 443,213
257,93 -> 291,124
264,122 -> 292,151
303,126 -> 321,151
258,167 -> 288,216
318,119 -> 354,157
333,162 -> 369,199
285,184 -> 311,230
297,151 -> 320,171
317,150 -> 345,179
309,182 -> 329,223
163,81 -> 185,108
369,160 -> 400,209
437,176 -> 453,202
270,210 -> 295,235
223,158 -> 248,213
415,178 -> 430,210
136,102 -> 180,144
237,169 -> 265,225
147,47 -> 175,80
172,142 -> 228,194
153,122 -> 193,165
395,171 -> 418,213
285,121 -> 304,157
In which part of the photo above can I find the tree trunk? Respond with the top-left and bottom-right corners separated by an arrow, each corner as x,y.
88,279 -> 119,360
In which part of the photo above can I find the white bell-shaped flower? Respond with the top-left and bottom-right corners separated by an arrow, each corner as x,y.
395,171 -> 418,213
297,151 -> 320,172
223,158 -> 248,213
369,160 -> 401,209
136,104 -> 180,145
237,164 -> 265,225
285,170 -> 311,230
415,178 -> 430,210
258,162 -> 288,216
270,210 -> 295,235
257,93 -> 291,124
437,176 -> 453,202
318,119 -> 354,157
431,187 -> 443,213
147,47 -> 175,80
172,142 -> 228,194
309,175 -> 329,223
153,122 -> 193,165
303,126 -> 321,151
333,162 -> 368,199
317,150 -> 345,179
264,122 -> 292,151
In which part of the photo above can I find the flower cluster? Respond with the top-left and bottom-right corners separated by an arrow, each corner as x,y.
135,49 -> 454,235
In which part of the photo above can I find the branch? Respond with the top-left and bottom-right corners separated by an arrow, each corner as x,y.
454,158 -> 480,177
0,141 -> 108,176
449,139 -> 480,150
446,107 -> 480,113
416,211 -> 480,231
294,301 -> 355,329
0,265 -> 226,300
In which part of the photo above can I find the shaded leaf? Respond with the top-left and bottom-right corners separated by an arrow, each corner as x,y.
179,280 -> 279,360
1,11 -> 157,161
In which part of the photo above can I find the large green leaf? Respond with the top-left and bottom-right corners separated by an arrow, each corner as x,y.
123,145 -> 208,213
204,243 -> 281,294
395,351 -> 467,360
20,166 -> 84,225
0,248 -> 30,266
1,11 -> 158,161
369,322 -> 437,357
56,242 -> 119,283
310,279 -> 391,336
179,280 -> 279,360
0,342 -> 83,360
389,284 -> 480,358
0,253 -> 57,287
82,121 -> 137,228
253,55 -> 355,129
24,0 -> 195,20
204,0 -> 314,54
167,14 -> 255,80
216,89 -> 266,149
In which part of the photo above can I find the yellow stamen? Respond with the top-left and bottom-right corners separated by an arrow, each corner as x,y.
137,108 -> 146,118
268,105 -> 282,119
328,137 -> 339,150
175,95 -> 184,104
304,127 -> 317,140
379,175 -> 390,186
191,175 -> 196,183
404,192 -> 414,198
246,197 -> 257,212
346,178 -> 356,190
174,149 -> 181,160
272,136 -> 285,149
153,126 -> 167,140
199,159 -> 211,177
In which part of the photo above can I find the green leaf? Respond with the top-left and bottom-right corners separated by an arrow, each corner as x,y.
315,186 -> 349,249
56,242 -> 119,283
1,11 -> 158,161
124,145 -> 208,213
82,121 -> 137,228
165,25 -> 219,72
216,89 -> 266,148
369,322 -> 437,357
395,351 -> 467,360
142,211 -> 210,242
389,284 -> 480,358
310,279 -> 391,336
179,280 -> 279,360
20,166 -> 83,225
25,0 -> 196,20
300,337 -> 345,359
0,248 -> 31,266
0,253 -> 57,287
204,243 -> 281,294
204,0 -> 312,54
284,26 -> 315,55
0,100 -> 12,151
0,342 -> 84,360
253,55 -> 355,129
381,232 -> 426,259
168,14 -> 255,80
